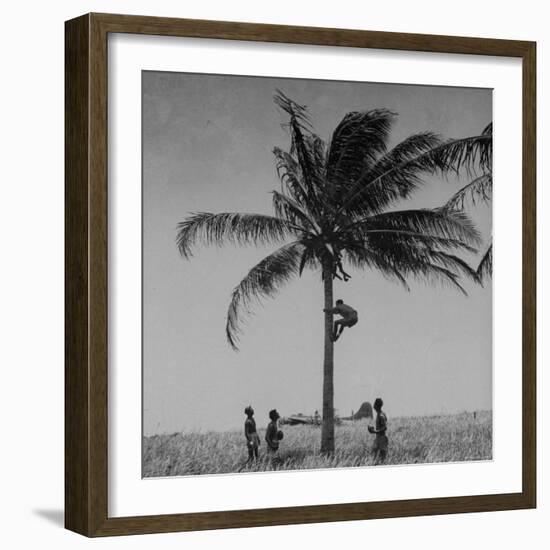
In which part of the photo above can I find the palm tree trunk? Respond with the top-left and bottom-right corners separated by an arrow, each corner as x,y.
321,261 -> 335,454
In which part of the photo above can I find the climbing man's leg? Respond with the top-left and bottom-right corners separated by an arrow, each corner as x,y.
334,318 -> 357,342
333,320 -> 345,341
332,320 -> 342,341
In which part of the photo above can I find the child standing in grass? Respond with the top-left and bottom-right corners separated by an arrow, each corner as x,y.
244,406 -> 260,462
265,409 -> 283,467
368,398 -> 388,464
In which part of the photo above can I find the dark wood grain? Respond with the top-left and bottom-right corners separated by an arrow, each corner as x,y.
65,12 -> 537,537
65,14 -> 90,535
88,14 -> 110,535
91,12 -> 533,56
521,42 -> 537,508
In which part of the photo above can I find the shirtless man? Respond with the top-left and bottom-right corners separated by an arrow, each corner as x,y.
244,405 -> 260,462
265,409 -> 283,468
265,409 -> 281,454
324,299 -> 358,342
368,397 -> 388,464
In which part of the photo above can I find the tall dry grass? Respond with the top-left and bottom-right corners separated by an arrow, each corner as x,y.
143,411 -> 492,477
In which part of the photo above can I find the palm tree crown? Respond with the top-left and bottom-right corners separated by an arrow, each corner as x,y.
176,91 -> 482,350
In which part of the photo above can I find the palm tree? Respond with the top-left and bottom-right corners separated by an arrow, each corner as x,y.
176,91 -> 481,454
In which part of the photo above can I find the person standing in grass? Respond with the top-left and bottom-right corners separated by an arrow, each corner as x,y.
368,398 -> 388,464
244,405 -> 260,462
265,409 -> 283,466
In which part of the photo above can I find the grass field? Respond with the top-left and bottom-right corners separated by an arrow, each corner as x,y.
143,411 -> 492,477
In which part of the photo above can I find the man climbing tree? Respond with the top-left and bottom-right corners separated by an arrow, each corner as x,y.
324,299 -> 359,342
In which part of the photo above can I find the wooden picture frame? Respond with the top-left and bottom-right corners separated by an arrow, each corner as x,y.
65,12 -> 536,537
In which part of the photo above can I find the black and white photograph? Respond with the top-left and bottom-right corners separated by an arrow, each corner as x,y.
2,0 -> 544,544
142,71 -> 493,477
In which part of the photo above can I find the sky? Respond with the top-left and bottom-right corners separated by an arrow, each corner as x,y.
142,71 -> 492,435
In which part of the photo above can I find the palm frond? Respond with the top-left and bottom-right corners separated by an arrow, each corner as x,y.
345,242 -> 469,294
344,246 -> 411,290
407,261 -> 468,294
176,212 -> 295,259
344,208 -> 482,248
305,134 -> 327,175
429,128 -> 492,176
335,132 -> 441,217
370,132 -> 443,175
351,229 -> 477,253
298,247 -> 319,276
326,109 -> 395,188
476,242 -> 493,282
340,207 -> 482,293
271,190 -> 319,234
226,242 -> 305,350
428,250 -> 479,283
273,147 -> 305,198
273,147 -> 324,218
274,90 -> 324,203
336,131 -> 492,218
445,173 -> 492,210
273,89 -> 312,129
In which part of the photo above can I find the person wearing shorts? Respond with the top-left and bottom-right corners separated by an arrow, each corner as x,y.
265,409 -> 282,467
368,397 -> 388,464
244,405 -> 260,462
323,299 -> 358,342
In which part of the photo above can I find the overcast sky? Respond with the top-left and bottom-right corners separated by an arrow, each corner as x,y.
142,71 -> 492,435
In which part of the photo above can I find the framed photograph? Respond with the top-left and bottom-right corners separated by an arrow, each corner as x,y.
65,13 -> 536,537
